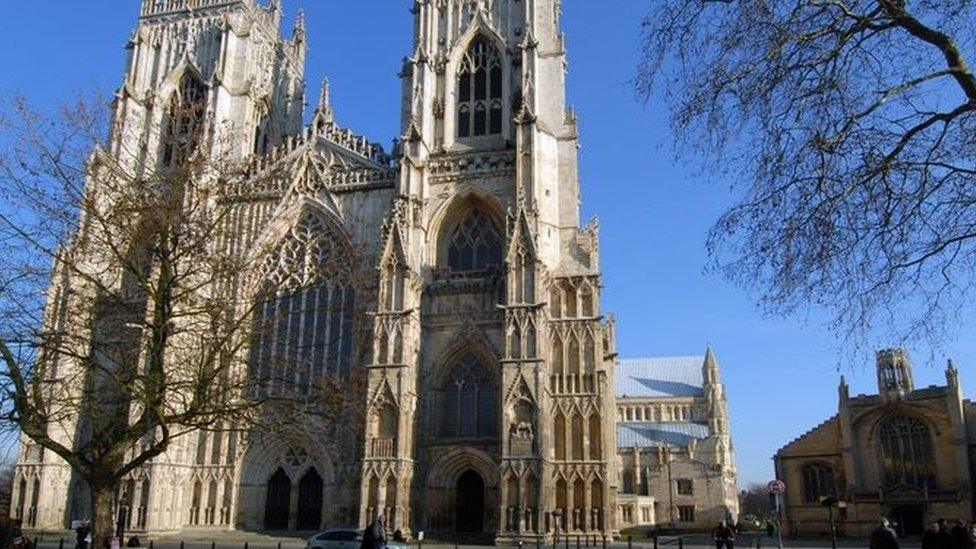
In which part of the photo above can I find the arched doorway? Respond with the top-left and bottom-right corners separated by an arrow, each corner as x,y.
890,505 -> 925,537
264,468 -> 291,530
456,470 -> 485,533
297,468 -> 324,531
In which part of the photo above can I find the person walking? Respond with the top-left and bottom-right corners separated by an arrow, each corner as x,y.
361,515 -> 387,549
75,521 -> 91,549
871,518 -> 900,549
951,519 -> 974,549
713,522 -> 736,549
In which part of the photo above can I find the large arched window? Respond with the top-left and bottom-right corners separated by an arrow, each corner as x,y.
802,463 -> 837,503
249,213 -> 357,396
457,38 -> 503,138
446,208 -> 503,272
878,415 -> 935,489
439,352 -> 497,439
162,73 -> 207,168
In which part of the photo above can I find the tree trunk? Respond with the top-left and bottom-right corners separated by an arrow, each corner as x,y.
90,484 -> 118,549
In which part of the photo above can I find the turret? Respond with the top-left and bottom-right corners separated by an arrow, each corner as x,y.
876,348 -> 915,401
703,346 -> 729,435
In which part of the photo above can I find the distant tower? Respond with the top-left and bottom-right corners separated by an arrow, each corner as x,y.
876,348 -> 915,401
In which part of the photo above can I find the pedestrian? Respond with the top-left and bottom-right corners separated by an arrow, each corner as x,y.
360,514 -> 387,549
713,521 -> 735,549
76,520 -> 91,549
766,522 -> 775,538
870,518 -> 900,549
938,520 -> 955,549
951,519 -> 973,549
924,523 -> 942,549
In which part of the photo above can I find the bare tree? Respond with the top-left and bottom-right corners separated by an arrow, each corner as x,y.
639,1 -> 976,351
0,92 -> 272,544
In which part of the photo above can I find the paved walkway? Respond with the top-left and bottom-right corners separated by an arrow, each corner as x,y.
22,532 -> 923,549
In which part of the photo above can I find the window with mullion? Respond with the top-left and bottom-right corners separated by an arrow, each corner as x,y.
457,38 -> 503,138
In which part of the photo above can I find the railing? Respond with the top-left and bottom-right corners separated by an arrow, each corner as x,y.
367,437 -> 395,459
140,0 -> 242,18
550,374 -> 595,395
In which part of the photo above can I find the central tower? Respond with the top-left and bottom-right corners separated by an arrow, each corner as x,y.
360,0 -> 618,540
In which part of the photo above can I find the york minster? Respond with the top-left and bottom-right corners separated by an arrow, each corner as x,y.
10,0 -> 738,540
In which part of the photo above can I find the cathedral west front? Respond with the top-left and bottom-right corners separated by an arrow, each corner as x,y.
11,0 -> 738,540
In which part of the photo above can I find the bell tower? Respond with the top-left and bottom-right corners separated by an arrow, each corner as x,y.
111,0 -> 306,173
365,0 -> 617,540
876,348 -> 915,401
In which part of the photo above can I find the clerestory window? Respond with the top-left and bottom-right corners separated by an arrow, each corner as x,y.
457,38 -> 503,138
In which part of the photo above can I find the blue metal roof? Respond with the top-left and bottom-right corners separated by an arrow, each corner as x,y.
616,356 -> 705,398
617,422 -> 711,448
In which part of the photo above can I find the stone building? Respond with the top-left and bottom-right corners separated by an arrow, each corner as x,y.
775,349 -> 976,538
615,352 -> 738,530
10,0 -> 737,541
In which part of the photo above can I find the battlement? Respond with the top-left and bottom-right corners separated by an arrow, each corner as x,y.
140,0 -> 245,18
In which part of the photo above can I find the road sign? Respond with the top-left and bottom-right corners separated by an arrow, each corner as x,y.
768,479 -> 786,494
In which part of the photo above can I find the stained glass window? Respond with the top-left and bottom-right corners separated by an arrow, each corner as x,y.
879,415 -> 935,488
440,352 -> 496,438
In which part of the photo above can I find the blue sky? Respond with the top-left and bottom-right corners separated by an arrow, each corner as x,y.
2,1 -> 975,487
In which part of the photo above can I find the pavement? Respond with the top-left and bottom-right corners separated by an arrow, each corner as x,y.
21,531 -> 923,549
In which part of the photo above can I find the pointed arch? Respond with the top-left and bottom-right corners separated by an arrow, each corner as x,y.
554,412 -> 567,461
456,35 -> 504,138
571,413 -> 585,461
588,414 -> 602,460
436,344 -> 499,440
160,69 -> 207,168
567,333 -> 581,376
248,206 -> 358,395
430,189 -> 505,272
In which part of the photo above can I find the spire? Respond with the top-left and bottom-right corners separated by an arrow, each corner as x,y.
839,375 -> 850,404
267,0 -> 282,27
703,345 -> 720,385
293,10 -> 306,42
313,79 -> 334,125
947,359 -> 960,388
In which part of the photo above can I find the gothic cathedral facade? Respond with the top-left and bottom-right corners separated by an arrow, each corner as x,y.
11,0 -> 738,540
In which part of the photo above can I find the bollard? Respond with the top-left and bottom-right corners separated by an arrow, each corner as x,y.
678,539 -> 684,549
565,533 -> 569,549
577,535 -> 581,549
537,537 -> 542,549
603,536 -> 608,549
150,541 -> 154,549
244,542 -> 248,549
212,542 -> 217,549
653,534 -> 659,549
628,536 -> 633,549
179,541 -> 184,549
277,543 -> 281,549
60,539 -> 64,549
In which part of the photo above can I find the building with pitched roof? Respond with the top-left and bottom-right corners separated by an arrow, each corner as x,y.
615,350 -> 739,530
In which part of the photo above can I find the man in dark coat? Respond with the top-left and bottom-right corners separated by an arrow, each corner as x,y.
870,518 -> 899,549
713,522 -> 736,549
950,519 -> 973,549
361,515 -> 387,549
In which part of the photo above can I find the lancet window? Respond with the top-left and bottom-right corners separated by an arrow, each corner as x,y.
457,38 -> 503,138
161,73 -> 207,168
802,463 -> 837,503
249,213 -> 357,396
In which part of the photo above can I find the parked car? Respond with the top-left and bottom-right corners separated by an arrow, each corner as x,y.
307,529 -> 410,549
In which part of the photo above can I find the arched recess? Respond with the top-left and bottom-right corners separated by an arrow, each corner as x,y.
445,21 -> 511,146
424,447 -> 499,533
428,189 -> 505,272
264,468 -> 291,531
246,205 -> 359,396
160,69 -> 208,168
297,468 -> 324,531
433,342 -> 500,440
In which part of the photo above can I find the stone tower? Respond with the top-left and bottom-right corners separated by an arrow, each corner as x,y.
876,348 -> 915,401
114,0 -> 306,173
361,0 -> 618,539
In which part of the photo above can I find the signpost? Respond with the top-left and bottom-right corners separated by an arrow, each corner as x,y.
767,480 -> 786,549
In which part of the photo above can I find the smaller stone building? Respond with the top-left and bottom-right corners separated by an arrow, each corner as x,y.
775,349 -> 976,538
615,350 -> 739,530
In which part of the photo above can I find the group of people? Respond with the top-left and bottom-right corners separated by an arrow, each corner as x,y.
871,517 -> 976,549
359,515 -> 406,549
